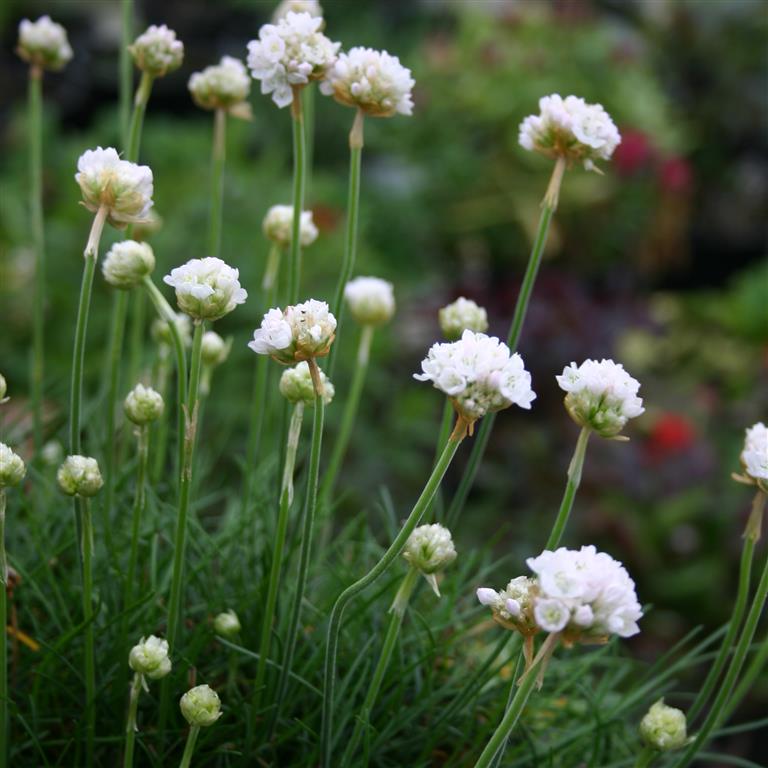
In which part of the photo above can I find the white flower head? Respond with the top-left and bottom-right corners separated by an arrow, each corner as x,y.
151,312 -> 192,350
0,374 -> 7,404
273,0 -> 323,22
556,358 -> 644,438
201,331 -> 231,368
0,443 -> 26,488
519,94 -> 621,171
344,276 -> 395,327
129,24 -> 184,78
17,15 -> 72,71
180,684 -> 222,727
477,576 -> 538,633
439,297 -> 489,341
41,440 -> 64,467
57,455 -> 103,497
102,240 -> 155,289
249,299 -> 336,364
124,383 -> 164,426
414,330 -> 536,423
163,257 -> 248,322
189,56 -> 251,111
320,46 -> 415,118
263,205 -> 319,248
739,423 -> 768,488
640,699 -> 689,751
403,523 -> 457,597
129,635 -> 171,680
75,147 -> 154,229
279,361 -> 334,406
213,610 -> 241,638
247,12 -> 340,108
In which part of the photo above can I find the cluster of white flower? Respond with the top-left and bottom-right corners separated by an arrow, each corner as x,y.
403,523 -> 457,576
280,361 -> 334,405
57,455 -> 103,497
17,15 -> 72,71
273,0 -> 323,21
129,24 -> 184,78
163,257 -> 247,322
129,635 -> 172,680
247,12 -> 340,108
180,684 -> 222,727
438,297 -> 489,340
557,358 -> 644,438
262,205 -> 319,248
249,299 -> 336,364
519,94 -> 621,171
320,47 -> 414,118
478,546 -> 642,641
740,422 -> 768,485
0,443 -> 26,488
188,56 -> 251,111
124,383 -> 164,426
344,276 -> 395,326
415,330 -> 536,422
640,699 -> 689,752
75,147 -> 154,228
102,240 -> 155,289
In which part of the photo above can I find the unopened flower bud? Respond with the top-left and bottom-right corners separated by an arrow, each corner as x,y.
124,384 -> 164,426
0,374 -> 7,403
0,443 -> 26,488
344,276 -> 395,327
151,312 -> 192,349
17,15 -> 73,71
189,56 -> 250,112
213,610 -> 241,637
263,205 -> 318,248
279,362 -> 334,406
402,523 -> 457,596
129,25 -> 184,78
41,440 -> 64,467
438,297 -> 488,341
57,455 -> 103,497
201,331 -> 231,368
180,684 -> 222,727
102,240 -> 155,289
273,0 -> 323,22
640,698 -> 688,751
129,635 -> 172,680
738,422 -> 768,489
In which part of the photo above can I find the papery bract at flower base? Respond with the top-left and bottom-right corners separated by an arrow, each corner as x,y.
439,297 -> 489,340
17,15 -> 72,71
263,205 -> 318,248
280,362 -> 334,406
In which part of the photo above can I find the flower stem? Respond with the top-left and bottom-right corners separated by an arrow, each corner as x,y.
633,746 -> 657,768
340,567 -> 420,767
126,71 -> 153,163
288,90 -> 307,304
29,67 -> 45,454
123,672 -> 143,768
0,490 -> 8,768
123,425 -> 149,629
151,352 -> 171,484
319,324 -> 373,504
253,402 -> 304,716
544,426 -> 591,550
446,158 -> 564,528
119,0 -> 134,147
321,419 -> 466,767
178,725 -> 200,768
328,109 -> 364,377
208,108 -> 227,258
81,497 -> 96,768
271,387 -> 324,731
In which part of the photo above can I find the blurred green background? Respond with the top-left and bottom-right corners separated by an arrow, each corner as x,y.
1,0 -> 767,758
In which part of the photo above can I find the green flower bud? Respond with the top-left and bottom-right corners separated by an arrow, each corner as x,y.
344,276 -> 395,327
16,16 -> 73,72
439,297 -> 488,341
640,698 -> 688,751
0,373 -> 7,403
0,443 -> 26,488
41,440 -> 64,467
102,240 -> 155,289
57,455 -> 103,497
402,523 -> 457,597
129,25 -> 184,78
201,331 -> 231,368
129,635 -> 171,680
124,383 -> 164,426
279,362 -> 334,406
213,610 -> 241,637
180,684 -> 222,727
151,312 -> 192,349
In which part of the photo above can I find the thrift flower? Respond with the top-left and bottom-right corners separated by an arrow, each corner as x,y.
124,384 -> 164,426
17,15 -> 72,71
519,94 -> 621,171
280,362 -> 334,405
189,56 -> 251,112
738,422 -> 768,488
320,47 -> 415,118
0,374 -> 7,403
249,299 -> 336,364
273,0 -> 323,21
557,359 -> 644,438
201,331 -> 231,368
263,205 -> 319,248
57,455 -> 103,497
129,635 -> 172,680
213,610 -> 241,637
180,684 -> 222,727
344,276 -> 395,327
75,147 -> 154,228
247,12 -> 340,108
414,330 -> 536,424
640,699 -> 689,751
163,257 -> 247,322
402,523 -> 457,596
439,297 -> 489,340
102,240 -> 155,288
129,24 -> 184,78
0,443 -> 26,488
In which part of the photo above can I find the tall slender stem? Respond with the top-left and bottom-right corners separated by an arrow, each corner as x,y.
544,426 -> 591,550
123,672 -> 143,768
0,490 -> 7,768
321,419 -> 466,767
328,109 -> 364,377
288,90 -> 307,303
272,380 -> 324,730
123,425 -> 149,625
633,746 -> 657,768
253,403 -> 304,715
341,567 -> 419,767
446,158 -> 564,527
81,497 -> 96,768
178,725 -> 200,768
208,108 -> 227,258
126,72 -> 153,163
29,67 -> 45,453
119,0 -> 134,147
319,324 -> 373,504
151,352 -> 171,484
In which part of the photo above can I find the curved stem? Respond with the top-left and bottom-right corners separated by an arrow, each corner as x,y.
0,491 -> 7,768
328,109 -> 364,377
119,0 -> 133,147
341,567 -> 419,767
253,403 -> 304,714
271,387 -> 324,730
544,427 -> 591,550
178,725 -> 200,768
288,90 -> 306,303
29,68 -> 45,454
81,497 -> 96,768
123,426 -> 149,626
321,422 -> 465,767
208,108 -> 227,258
446,159 -> 564,527
123,672 -> 143,768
